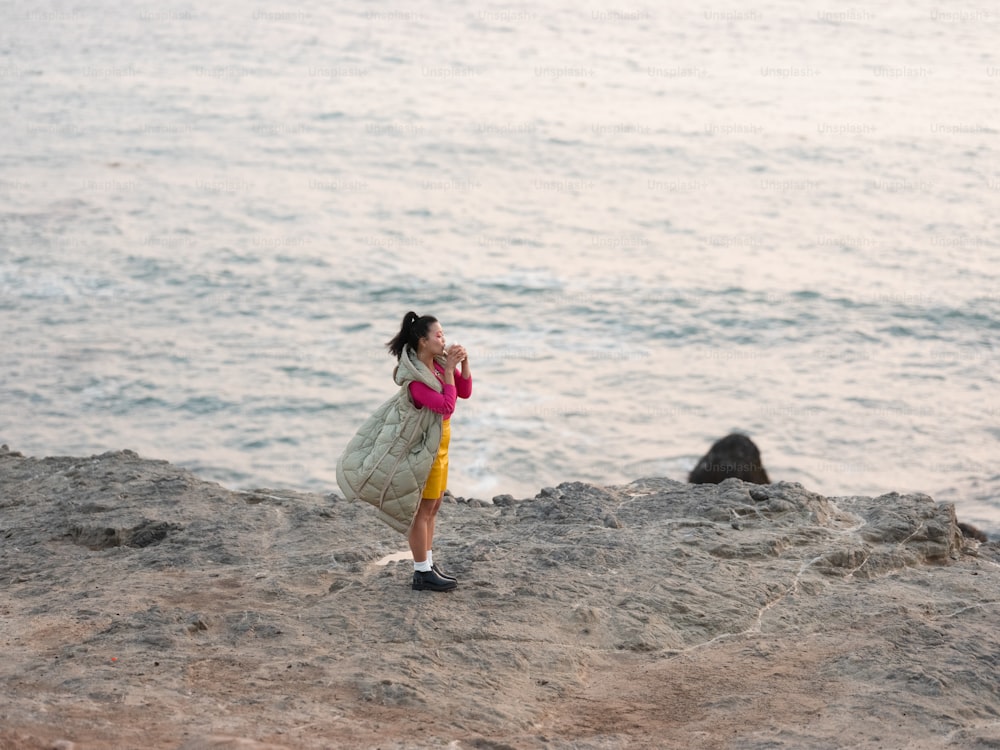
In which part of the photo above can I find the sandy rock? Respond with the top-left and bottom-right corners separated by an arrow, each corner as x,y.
1,448 -> 998,749
177,738 -> 290,750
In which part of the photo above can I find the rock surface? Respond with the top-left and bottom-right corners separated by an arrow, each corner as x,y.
1,446 -> 999,749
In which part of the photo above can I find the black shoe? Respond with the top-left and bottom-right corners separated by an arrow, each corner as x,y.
412,569 -> 457,592
432,563 -> 457,582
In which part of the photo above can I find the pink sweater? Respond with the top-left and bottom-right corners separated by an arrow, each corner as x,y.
409,362 -> 472,420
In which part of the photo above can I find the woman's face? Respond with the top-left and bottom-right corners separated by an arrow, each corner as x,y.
420,321 -> 446,355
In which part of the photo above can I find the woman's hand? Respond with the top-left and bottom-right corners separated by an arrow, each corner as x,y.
445,345 -> 465,371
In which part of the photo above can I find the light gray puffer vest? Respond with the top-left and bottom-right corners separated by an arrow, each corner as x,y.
336,347 -> 443,533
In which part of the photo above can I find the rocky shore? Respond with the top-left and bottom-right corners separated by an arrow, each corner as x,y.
2,445 -> 999,749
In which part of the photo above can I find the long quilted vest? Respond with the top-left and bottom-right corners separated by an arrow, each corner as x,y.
335,347 -> 444,533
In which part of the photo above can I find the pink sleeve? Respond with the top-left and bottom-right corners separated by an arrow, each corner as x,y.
409,381 -> 457,416
456,372 -> 472,399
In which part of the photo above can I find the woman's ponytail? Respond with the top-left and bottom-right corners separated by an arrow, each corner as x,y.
386,311 -> 438,359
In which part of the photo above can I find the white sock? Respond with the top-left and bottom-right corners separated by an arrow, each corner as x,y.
414,560 -> 432,573
427,550 -> 434,567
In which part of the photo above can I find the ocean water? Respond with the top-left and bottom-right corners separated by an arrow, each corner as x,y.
2,1 -> 999,532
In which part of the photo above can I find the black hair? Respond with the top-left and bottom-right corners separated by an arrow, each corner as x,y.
386,311 -> 438,359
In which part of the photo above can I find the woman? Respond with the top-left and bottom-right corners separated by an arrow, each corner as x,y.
386,311 -> 472,592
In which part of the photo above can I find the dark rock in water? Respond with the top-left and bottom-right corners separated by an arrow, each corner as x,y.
689,433 -> 770,485
959,522 -> 988,542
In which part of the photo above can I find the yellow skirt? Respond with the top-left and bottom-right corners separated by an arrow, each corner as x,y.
422,418 -> 451,500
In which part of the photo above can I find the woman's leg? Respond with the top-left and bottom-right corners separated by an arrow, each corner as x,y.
423,495 -> 457,580
408,498 -> 435,563
409,495 -> 456,591
425,495 -> 443,554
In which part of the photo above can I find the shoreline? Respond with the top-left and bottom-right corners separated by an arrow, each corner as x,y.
11,435 -> 997,539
